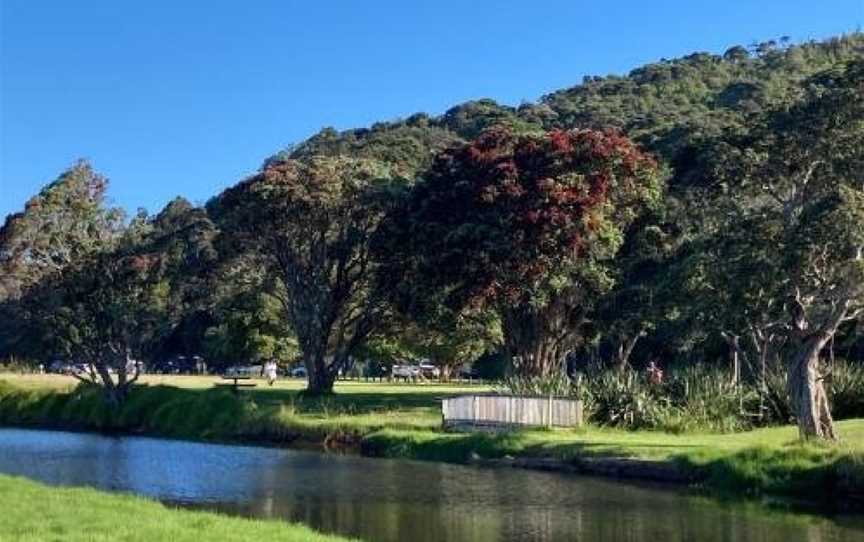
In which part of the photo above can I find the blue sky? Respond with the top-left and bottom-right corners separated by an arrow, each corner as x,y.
1,1 -> 862,220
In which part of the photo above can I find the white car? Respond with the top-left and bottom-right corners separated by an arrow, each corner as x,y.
419,363 -> 440,378
391,364 -> 421,379
290,366 -> 307,378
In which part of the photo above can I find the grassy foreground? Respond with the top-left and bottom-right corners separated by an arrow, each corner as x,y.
0,474 -> 352,541
1,374 -> 862,504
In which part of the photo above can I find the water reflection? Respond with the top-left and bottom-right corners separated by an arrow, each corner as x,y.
0,428 -> 861,542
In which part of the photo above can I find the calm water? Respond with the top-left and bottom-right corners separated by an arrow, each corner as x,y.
0,428 -> 862,542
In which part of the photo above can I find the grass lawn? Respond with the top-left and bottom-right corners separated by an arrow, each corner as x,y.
1,373 -> 862,502
0,373 -> 486,437
0,474 -> 352,541
2,373 -> 484,425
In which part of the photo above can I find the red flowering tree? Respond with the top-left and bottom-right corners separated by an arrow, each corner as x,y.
380,128 -> 660,378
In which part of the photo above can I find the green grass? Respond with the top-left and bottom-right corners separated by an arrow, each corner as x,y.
0,474 -> 352,541
0,374 -> 483,442
1,373 -> 862,504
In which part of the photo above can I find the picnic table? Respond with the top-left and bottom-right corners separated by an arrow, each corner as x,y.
216,374 -> 258,393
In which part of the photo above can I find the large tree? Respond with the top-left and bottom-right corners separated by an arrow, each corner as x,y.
706,60 -> 864,440
0,162 -> 125,362
212,156 -> 402,394
379,128 -> 660,378
18,197 -> 217,405
27,221 -> 160,405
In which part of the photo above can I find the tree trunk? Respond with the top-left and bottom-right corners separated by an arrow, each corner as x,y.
307,369 -> 336,394
721,332 -> 744,386
501,299 -> 582,379
615,331 -> 643,372
508,338 -> 565,379
787,335 -> 837,441
91,361 -> 128,408
305,349 -> 337,395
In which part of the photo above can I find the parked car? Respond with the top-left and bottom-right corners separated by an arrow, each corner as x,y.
392,364 -> 421,379
48,359 -> 74,374
49,360 -> 97,376
151,355 -> 197,374
290,365 -> 307,378
459,366 -> 480,380
419,363 -> 440,379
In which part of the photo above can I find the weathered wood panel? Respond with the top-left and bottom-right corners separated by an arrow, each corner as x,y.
442,395 -> 583,428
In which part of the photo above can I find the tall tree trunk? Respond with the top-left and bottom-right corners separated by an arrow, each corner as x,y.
721,332 -> 744,386
788,334 -> 837,441
614,331 -> 642,372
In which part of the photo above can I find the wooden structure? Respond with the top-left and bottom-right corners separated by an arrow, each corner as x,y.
216,375 -> 257,393
442,394 -> 583,429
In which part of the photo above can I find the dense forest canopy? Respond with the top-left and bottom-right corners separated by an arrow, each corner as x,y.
2,33 -> 863,435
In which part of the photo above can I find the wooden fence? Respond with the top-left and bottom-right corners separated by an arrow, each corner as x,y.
442,394 -> 583,429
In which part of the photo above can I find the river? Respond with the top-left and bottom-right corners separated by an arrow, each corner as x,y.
0,428 -> 861,541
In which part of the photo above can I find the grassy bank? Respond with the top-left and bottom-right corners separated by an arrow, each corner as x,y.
362,423 -> 864,500
0,474 -> 352,541
1,374 -> 862,505
0,374 -> 478,442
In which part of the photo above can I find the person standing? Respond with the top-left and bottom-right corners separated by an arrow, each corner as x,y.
646,360 -> 664,385
265,359 -> 278,386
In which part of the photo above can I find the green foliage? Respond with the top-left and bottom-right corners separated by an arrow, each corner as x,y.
273,34 -> 864,191
496,372 -> 583,398
204,284 -> 299,367
0,160 -> 125,301
829,360 -> 864,420
496,361 -> 861,433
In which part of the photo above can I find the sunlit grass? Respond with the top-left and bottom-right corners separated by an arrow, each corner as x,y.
0,374 -> 478,440
0,474 -> 353,541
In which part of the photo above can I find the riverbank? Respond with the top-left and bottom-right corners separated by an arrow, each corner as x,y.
1,375 -> 862,508
0,474 -> 353,541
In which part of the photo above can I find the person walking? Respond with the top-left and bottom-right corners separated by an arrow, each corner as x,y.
264,359 -> 278,386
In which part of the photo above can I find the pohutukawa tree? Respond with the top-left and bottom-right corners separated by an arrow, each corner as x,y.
28,224 -> 168,406
379,128 -> 661,378
213,156 -> 402,394
0,161 -> 127,378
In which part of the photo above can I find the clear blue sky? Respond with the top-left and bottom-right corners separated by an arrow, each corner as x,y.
1,1 -> 862,220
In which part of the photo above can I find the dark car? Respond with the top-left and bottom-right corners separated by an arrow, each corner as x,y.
150,355 -> 199,375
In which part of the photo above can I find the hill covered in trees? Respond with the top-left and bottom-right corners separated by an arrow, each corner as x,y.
282,34 -> 864,182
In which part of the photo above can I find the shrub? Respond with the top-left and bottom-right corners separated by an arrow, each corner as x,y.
828,359 -> 864,420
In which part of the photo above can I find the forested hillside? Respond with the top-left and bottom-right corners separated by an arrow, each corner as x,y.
285,34 -> 864,181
